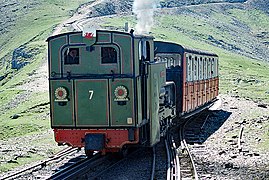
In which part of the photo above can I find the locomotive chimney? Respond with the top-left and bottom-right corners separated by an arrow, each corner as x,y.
130,29 -> 134,36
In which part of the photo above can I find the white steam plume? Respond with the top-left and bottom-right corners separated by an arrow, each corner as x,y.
132,0 -> 159,35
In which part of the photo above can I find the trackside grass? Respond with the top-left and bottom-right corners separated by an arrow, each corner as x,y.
0,0 -> 90,172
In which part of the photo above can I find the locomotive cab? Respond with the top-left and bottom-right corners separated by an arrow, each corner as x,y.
47,30 -> 172,155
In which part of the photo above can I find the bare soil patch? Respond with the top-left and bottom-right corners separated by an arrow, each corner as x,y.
195,94 -> 269,179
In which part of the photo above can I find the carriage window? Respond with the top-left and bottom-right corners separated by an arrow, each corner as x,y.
199,57 -> 203,80
165,57 -> 168,68
215,59 -> 219,77
193,57 -> 198,81
170,57 -> 174,67
204,58 -> 207,79
101,47 -> 117,64
139,41 -> 142,60
176,54 -> 181,66
196,57 -> 199,80
208,58 -> 211,78
212,58 -> 215,77
167,58 -> 170,67
64,48 -> 80,65
187,55 -> 192,81
175,56 -> 180,66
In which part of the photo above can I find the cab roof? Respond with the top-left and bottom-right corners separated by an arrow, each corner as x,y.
47,29 -> 155,42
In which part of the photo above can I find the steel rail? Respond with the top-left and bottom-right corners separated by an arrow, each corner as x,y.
171,137 -> 180,179
0,147 -> 77,180
48,154 -> 104,180
181,138 -> 199,180
180,118 -> 199,180
166,133 -> 180,180
169,135 -> 176,179
165,136 -> 171,180
90,148 -> 146,179
151,146 -> 156,180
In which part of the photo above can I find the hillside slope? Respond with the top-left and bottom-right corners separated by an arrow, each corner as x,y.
0,0 -> 92,172
86,0 -> 269,62
0,0 -> 268,174
0,0 -> 268,140
83,0 -> 269,102
0,0 -> 92,81
246,0 -> 269,13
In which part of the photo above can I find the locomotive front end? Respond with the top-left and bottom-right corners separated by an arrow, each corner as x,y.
48,30 -> 143,155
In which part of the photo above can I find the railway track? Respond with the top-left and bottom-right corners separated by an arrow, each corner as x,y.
183,112 -> 214,179
91,148 -> 156,180
1,114 -> 215,180
178,119 -> 199,180
48,153 -> 108,179
150,122 -> 198,180
163,114 -> 210,180
0,147 -> 80,180
2,146 -> 158,180
2,115 -> 213,180
166,133 -> 180,179
151,146 -> 156,180
160,100 -> 221,180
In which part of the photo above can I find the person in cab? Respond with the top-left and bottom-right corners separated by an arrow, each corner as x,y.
65,48 -> 79,64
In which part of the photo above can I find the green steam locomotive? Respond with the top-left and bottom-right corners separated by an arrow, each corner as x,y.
47,29 -> 218,156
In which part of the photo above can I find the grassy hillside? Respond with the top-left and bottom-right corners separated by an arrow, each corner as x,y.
0,0 -> 92,80
0,0 -> 268,173
0,0 -> 91,120
0,0 -> 91,172
101,6 -> 269,103
0,0 -> 92,139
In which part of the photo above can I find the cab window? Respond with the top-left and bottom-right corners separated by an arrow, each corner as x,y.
139,40 -> 150,61
101,47 -> 117,64
64,48 -> 80,65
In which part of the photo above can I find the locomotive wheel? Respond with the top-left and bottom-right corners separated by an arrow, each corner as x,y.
85,149 -> 94,158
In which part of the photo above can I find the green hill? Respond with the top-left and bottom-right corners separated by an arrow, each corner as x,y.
0,0 -> 91,172
0,0 -> 92,82
99,2 -> 269,102
0,0 -> 268,173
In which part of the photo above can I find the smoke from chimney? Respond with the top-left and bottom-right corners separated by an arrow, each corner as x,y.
132,0 -> 159,35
